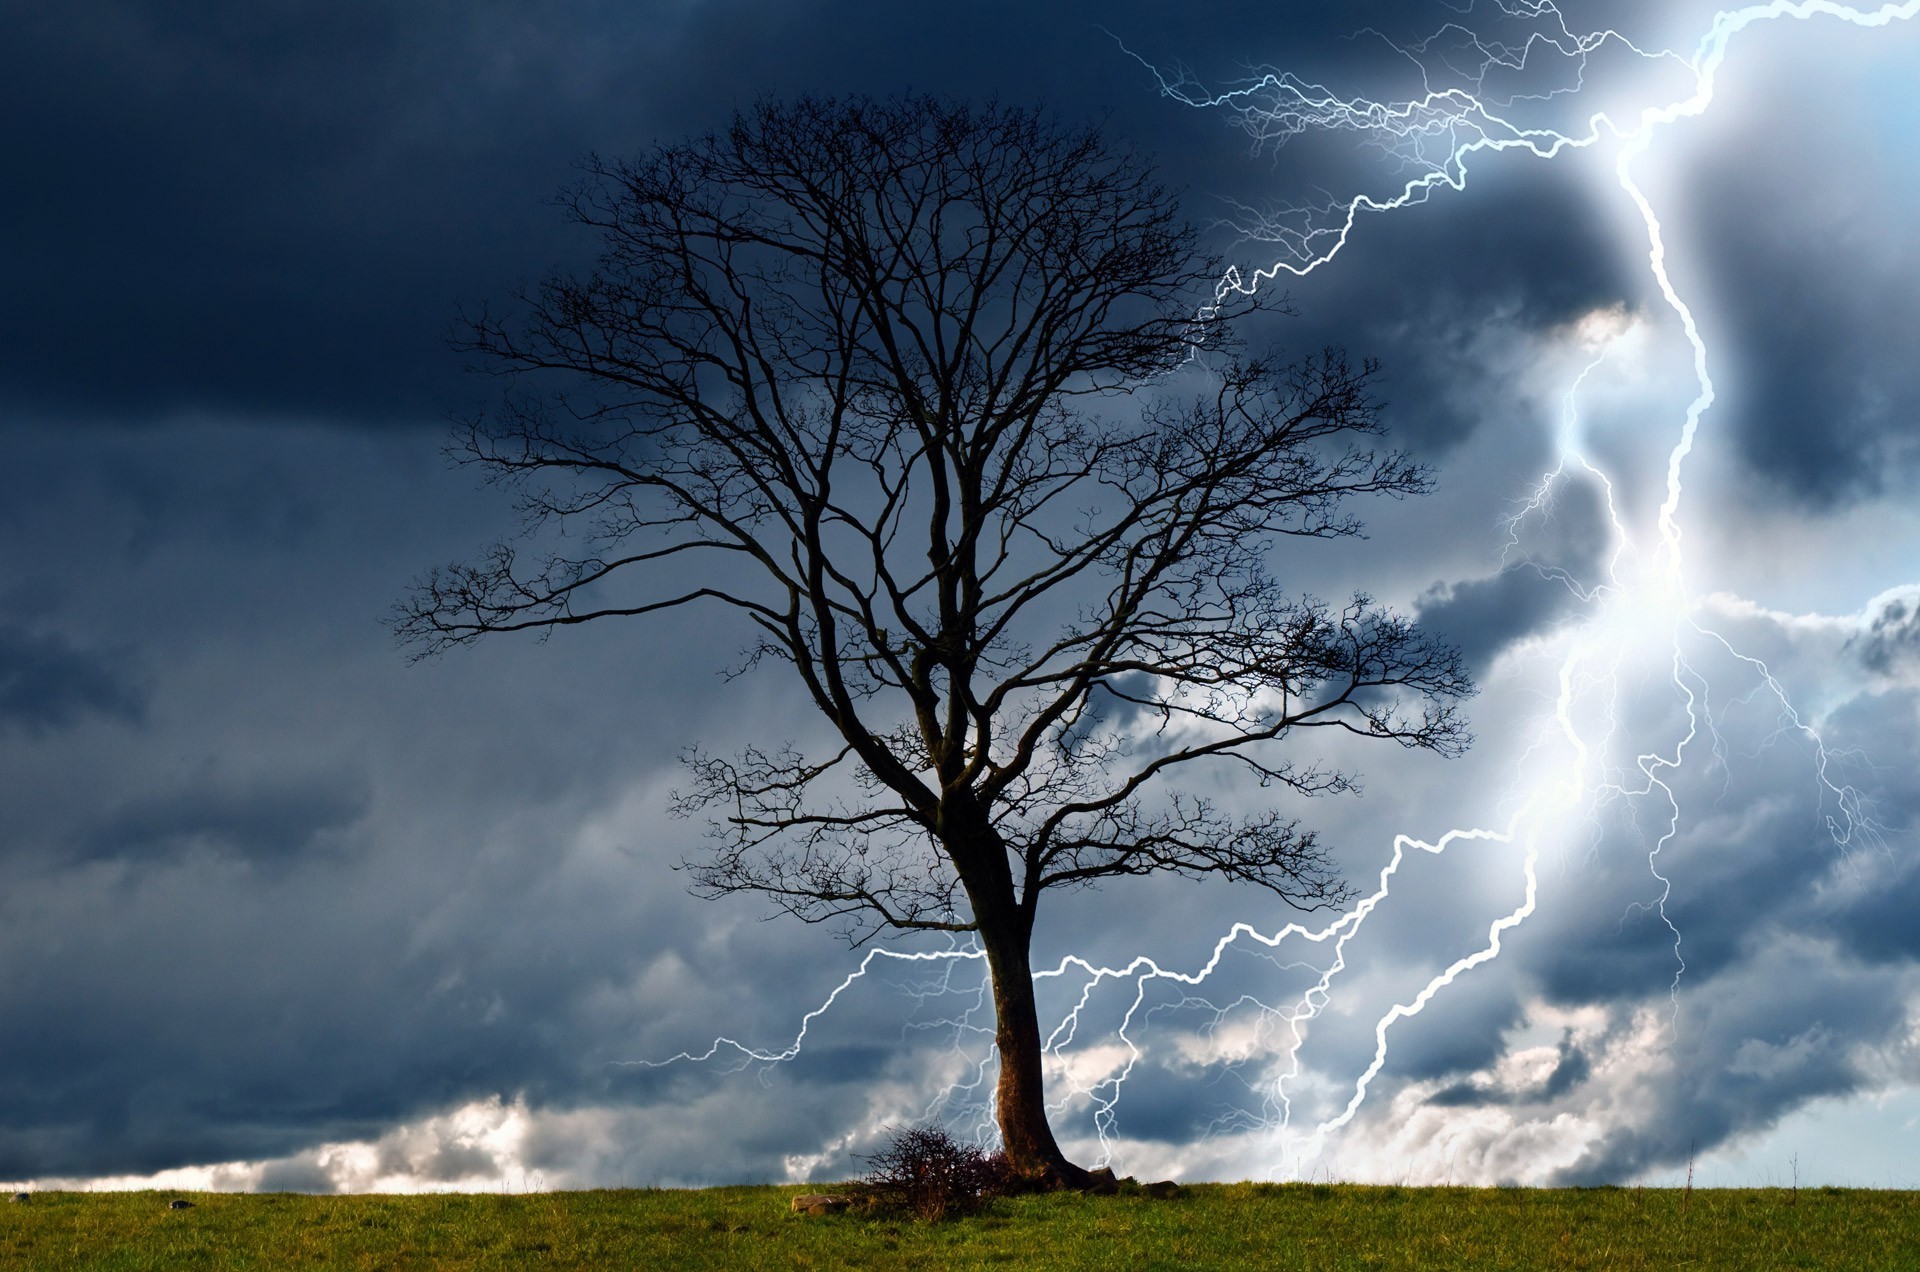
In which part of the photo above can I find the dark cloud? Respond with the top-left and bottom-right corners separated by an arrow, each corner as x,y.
1276,172 -> 1628,457
0,0 -> 1616,445
79,770 -> 370,865
1678,38 -> 1920,508
1,0 -> 684,422
1549,958 -> 1904,1186
1414,474 -> 1609,674
0,0 -> 1914,1192
1423,1034 -> 1588,1108
1386,976 -> 1528,1083
1540,1035 -> 1591,1101
0,626 -> 147,734
1416,567 -> 1586,678
1454,668 -> 1920,1181
1815,686 -> 1920,963
1830,857 -> 1920,965
1850,593 -> 1920,678
1090,1061 -> 1234,1144
1709,243 -> 1920,508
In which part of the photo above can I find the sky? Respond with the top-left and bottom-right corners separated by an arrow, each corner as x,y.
4,0 -> 1920,1192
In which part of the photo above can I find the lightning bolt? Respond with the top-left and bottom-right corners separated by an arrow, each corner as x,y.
1148,0 -> 1905,1174
633,0 -> 1907,1184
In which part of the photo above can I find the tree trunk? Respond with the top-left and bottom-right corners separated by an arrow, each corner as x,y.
976,906 -> 1092,1190
944,802 -> 1091,1190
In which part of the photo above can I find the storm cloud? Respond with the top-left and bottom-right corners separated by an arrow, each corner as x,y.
0,626 -> 146,734
2,0 -> 1918,1192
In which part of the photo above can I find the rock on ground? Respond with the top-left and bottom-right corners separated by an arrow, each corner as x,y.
789,1194 -> 853,1216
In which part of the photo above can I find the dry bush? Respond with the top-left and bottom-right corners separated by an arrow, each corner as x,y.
859,1124 -> 1010,1221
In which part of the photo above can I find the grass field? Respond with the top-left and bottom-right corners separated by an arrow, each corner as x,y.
3,1181 -> 1917,1270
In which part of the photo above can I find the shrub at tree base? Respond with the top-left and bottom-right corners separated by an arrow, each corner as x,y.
859,1125 -> 1012,1221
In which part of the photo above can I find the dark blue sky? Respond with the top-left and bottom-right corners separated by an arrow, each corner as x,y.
4,0 -> 1919,1191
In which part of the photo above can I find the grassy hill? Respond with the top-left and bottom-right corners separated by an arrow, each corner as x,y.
4,1181 -> 1916,1269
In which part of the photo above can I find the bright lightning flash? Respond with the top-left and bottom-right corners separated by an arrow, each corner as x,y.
630,1 -> 1911,1184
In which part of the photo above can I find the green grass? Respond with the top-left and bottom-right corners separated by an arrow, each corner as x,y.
3,1182 -> 1917,1270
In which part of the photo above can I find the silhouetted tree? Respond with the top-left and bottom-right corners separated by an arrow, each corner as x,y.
394,95 -> 1471,1189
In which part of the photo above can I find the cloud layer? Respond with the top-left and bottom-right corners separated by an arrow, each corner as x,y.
1,0 -> 1917,1192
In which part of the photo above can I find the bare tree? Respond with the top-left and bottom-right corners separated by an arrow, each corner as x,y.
393,95 -> 1471,1188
